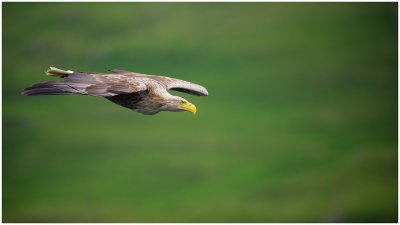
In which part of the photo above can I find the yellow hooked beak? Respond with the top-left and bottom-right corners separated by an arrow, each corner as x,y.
180,102 -> 197,115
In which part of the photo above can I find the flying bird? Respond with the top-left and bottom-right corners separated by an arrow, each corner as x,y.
23,67 -> 208,115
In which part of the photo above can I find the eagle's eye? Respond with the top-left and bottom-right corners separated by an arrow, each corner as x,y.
180,100 -> 186,104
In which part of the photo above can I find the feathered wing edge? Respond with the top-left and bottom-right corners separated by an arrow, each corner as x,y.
23,81 -> 87,96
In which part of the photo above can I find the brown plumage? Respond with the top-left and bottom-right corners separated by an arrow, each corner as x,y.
23,67 -> 208,115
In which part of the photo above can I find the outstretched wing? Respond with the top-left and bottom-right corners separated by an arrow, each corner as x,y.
23,73 -> 147,97
110,69 -> 208,96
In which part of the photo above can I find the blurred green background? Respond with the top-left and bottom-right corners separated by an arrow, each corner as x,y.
3,2 -> 398,222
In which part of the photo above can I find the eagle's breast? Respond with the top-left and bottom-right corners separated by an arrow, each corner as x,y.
106,81 -> 169,115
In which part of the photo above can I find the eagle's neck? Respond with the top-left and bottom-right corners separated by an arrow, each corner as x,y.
133,86 -> 174,114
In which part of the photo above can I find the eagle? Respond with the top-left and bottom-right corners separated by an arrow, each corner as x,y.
23,67 -> 208,115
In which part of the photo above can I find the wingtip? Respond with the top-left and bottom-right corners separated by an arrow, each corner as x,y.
202,87 -> 209,96
21,88 -> 32,96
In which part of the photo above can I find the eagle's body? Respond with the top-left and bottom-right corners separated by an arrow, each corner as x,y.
23,67 -> 208,115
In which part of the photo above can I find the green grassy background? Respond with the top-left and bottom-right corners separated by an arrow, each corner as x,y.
3,2 -> 398,222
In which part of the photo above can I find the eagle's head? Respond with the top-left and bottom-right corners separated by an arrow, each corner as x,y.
162,96 -> 197,115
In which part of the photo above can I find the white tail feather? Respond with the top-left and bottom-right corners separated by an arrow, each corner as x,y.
46,66 -> 74,77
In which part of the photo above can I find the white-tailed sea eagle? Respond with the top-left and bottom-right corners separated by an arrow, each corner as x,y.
23,67 -> 209,115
